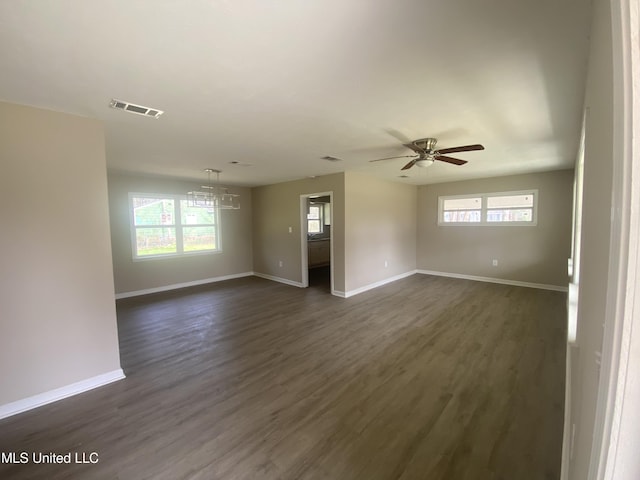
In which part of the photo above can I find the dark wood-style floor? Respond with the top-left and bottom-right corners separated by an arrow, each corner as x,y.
0,274 -> 566,480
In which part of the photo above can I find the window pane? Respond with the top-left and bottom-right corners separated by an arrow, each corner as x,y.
443,210 -> 482,223
180,201 -> 215,225
135,227 -> 177,256
308,205 -> 321,219
183,226 -> 216,252
487,194 -> 533,209
443,197 -> 481,210
308,220 -> 321,233
133,198 -> 175,226
487,208 -> 533,222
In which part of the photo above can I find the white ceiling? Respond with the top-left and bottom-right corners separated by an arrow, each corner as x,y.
0,0 -> 592,187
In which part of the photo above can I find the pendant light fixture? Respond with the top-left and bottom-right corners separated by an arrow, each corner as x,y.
187,169 -> 240,210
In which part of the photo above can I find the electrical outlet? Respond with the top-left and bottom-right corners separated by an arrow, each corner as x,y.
288,226 -> 292,233
279,260 -> 283,267
384,260 -> 388,268
492,259 -> 498,266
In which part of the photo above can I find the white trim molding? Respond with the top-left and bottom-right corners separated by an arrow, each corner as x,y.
417,269 -> 568,292
0,369 -> 125,420
253,272 -> 305,288
115,272 -> 254,299
342,270 -> 417,298
590,1 -> 640,478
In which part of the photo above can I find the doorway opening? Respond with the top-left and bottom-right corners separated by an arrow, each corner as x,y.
300,192 -> 333,293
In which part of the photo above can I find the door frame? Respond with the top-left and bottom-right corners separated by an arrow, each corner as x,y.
587,0 -> 640,478
300,191 -> 334,293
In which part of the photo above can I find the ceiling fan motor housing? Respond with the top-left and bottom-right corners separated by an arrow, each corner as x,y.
413,138 -> 438,153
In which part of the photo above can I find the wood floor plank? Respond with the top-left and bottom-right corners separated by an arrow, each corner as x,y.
0,274 -> 566,479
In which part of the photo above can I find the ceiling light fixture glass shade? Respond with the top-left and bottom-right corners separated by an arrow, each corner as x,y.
415,157 -> 435,168
187,169 -> 240,209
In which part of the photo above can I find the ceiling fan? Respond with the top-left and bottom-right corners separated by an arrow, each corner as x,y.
369,137 -> 484,170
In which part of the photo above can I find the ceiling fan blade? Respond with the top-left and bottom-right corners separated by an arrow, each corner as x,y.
369,155 -> 417,163
384,128 -> 413,144
436,144 -> 485,155
435,155 -> 468,165
401,159 -> 417,170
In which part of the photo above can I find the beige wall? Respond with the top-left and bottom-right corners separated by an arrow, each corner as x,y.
252,173 -> 345,292
0,102 -> 122,405
344,172 -> 417,292
417,170 -> 573,287
568,0 -> 614,477
108,172 -> 253,295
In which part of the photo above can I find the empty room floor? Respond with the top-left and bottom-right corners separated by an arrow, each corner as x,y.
0,275 -> 566,480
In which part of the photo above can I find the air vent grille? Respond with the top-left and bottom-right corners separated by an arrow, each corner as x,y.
109,99 -> 164,119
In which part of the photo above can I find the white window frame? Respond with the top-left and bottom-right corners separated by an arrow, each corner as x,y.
438,189 -> 538,226
129,192 -> 221,261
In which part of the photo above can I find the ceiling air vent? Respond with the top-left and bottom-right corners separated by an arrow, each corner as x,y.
321,156 -> 342,162
109,99 -> 164,119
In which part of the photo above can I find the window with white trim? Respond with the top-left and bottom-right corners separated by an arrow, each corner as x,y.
438,190 -> 537,226
130,193 -> 219,259
307,204 -> 324,234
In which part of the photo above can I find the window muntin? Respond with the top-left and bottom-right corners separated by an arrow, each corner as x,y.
130,194 -> 219,259
438,190 -> 537,226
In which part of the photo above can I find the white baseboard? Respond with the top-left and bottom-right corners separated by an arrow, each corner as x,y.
416,269 -> 568,292
332,290 -> 347,298
253,272 -> 305,288
343,270 -> 418,298
0,369 -> 126,420
115,272 -> 254,299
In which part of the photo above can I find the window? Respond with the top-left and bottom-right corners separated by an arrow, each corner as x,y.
130,193 -> 219,259
307,204 -> 323,234
438,190 -> 537,226
441,196 -> 482,223
486,193 -> 534,223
